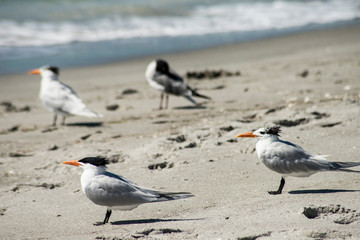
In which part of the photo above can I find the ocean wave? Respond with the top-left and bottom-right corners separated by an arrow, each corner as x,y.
0,0 -> 359,47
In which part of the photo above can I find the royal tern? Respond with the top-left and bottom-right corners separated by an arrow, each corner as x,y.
62,157 -> 193,224
145,59 -> 211,109
237,126 -> 360,195
29,65 -> 102,126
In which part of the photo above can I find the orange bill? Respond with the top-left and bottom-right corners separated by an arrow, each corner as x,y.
29,69 -> 41,75
62,160 -> 82,167
236,132 -> 258,138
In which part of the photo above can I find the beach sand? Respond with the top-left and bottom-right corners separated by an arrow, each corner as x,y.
1,25 -> 360,239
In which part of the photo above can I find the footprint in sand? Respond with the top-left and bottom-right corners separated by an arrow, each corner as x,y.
302,204 -> 360,224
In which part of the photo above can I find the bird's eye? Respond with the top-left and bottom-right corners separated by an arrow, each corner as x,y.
260,131 -> 265,134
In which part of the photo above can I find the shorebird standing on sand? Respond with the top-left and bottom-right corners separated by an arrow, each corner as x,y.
29,65 -> 102,126
145,59 -> 211,109
237,126 -> 360,194
62,157 -> 193,225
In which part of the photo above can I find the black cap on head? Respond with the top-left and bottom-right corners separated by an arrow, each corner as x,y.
155,59 -> 170,73
78,157 -> 109,166
265,126 -> 281,136
46,66 -> 60,75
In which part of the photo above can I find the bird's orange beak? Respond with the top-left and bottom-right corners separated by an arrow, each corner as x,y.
29,69 -> 41,75
237,132 -> 258,138
62,160 -> 82,167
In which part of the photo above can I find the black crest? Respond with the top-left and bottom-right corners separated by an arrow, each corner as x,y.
46,66 -> 60,75
265,126 -> 281,136
156,59 -> 170,73
79,157 -> 109,166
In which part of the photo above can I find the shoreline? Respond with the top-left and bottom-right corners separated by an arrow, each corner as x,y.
1,21 -> 360,76
2,24 -> 359,102
2,23 -> 360,76
1,23 -> 360,239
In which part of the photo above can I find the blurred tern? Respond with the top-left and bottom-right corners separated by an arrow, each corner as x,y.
29,65 -> 102,126
237,126 -> 360,195
145,59 -> 211,109
62,157 -> 193,224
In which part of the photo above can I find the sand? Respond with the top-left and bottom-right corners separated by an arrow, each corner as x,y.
1,24 -> 360,240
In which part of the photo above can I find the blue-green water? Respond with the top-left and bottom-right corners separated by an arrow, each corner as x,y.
0,0 -> 359,75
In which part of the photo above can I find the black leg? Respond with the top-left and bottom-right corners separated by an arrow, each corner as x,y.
103,209 -> 112,224
53,114 -> 57,126
165,95 -> 169,109
61,116 -> 66,125
159,93 -> 164,110
268,177 -> 285,195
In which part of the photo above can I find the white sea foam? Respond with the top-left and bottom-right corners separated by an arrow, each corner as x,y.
0,0 -> 359,47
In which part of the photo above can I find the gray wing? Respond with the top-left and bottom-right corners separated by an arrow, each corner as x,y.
261,140 -> 331,177
58,83 -> 98,116
153,71 -> 190,96
84,172 -> 191,209
42,81 -> 100,117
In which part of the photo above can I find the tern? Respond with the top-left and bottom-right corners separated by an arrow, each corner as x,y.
62,157 -> 193,224
145,59 -> 211,109
237,126 -> 360,195
29,65 -> 102,126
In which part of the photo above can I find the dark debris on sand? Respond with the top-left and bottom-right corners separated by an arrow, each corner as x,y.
106,104 -> 119,111
148,162 -> 174,170
0,208 -> 6,216
8,125 -> 20,132
106,154 -> 127,164
133,228 -> 183,238
321,122 -> 341,128
9,152 -> 33,158
12,183 -> 62,191
213,85 -> 225,90
167,135 -> 186,143
122,88 -> 138,95
48,145 -> 59,151
184,142 -> 197,148
80,134 -> 92,140
265,106 -> 285,115
186,69 -> 240,80
310,111 -> 330,119
115,89 -> 139,99
95,236 -> 123,240
236,113 -> 256,123
0,125 -> 20,134
236,119 -> 253,123
274,118 -> 309,127
1,101 -> 31,113
219,125 -> 235,132
298,69 -> 309,78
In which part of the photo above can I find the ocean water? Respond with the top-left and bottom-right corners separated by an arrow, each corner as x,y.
0,0 -> 359,75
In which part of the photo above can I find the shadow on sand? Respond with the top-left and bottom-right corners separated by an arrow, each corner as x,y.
110,218 -> 204,226
173,105 -> 207,110
288,189 -> 360,195
65,122 -> 103,127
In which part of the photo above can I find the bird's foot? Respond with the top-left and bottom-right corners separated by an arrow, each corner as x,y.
93,221 -> 107,226
268,190 -> 282,195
